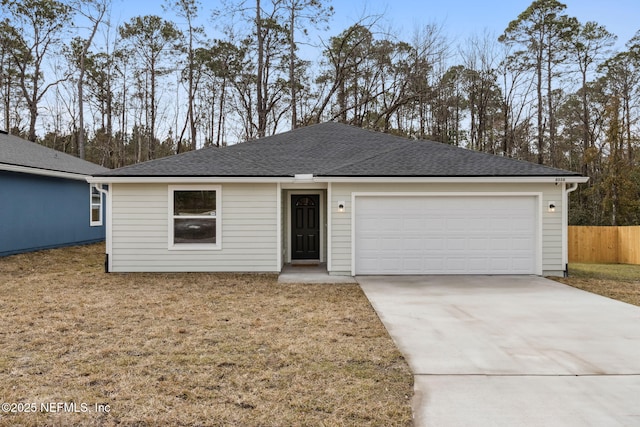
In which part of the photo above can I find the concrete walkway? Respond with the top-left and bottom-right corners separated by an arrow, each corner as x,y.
357,275 -> 640,427
278,264 -> 357,284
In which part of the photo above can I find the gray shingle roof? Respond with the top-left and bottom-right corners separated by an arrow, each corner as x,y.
95,122 -> 581,178
0,132 -> 108,176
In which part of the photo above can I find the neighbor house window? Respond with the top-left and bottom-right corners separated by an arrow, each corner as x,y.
169,186 -> 221,250
90,184 -> 103,226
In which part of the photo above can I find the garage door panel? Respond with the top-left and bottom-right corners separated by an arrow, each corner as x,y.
403,258 -> 424,271
358,259 -> 379,272
424,239 -> 445,250
424,259 -> 444,270
404,218 -> 425,230
447,218 -> 470,229
468,258 -> 490,271
372,218 -> 399,231
425,219 -> 445,231
512,238 -> 534,250
404,238 -> 424,251
379,258 -> 401,269
494,260 -> 516,271
358,237 -> 380,251
468,238 -> 488,250
512,257 -> 535,270
511,218 -> 535,230
355,196 -> 537,275
359,218 -> 378,231
381,237 -> 403,250
488,237 -> 510,250
446,238 -> 467,250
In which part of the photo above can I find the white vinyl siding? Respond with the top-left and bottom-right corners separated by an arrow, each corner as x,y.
110,183 -> 279,272
329,182 -> 563,276
107,180 -> 565,275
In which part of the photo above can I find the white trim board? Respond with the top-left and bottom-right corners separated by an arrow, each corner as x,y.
88,175 -> 589,185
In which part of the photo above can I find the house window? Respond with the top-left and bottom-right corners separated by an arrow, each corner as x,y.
169,186 -> 221,250
90,184 -> 103,226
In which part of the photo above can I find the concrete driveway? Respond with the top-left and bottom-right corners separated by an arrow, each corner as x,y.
357,275 -> 640,427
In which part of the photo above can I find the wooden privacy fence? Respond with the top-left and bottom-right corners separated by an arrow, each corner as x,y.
569,226 -> 640,264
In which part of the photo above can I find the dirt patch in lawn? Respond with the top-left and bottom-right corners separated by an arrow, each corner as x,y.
552,263 -> 640,307
0,244 -> 413,426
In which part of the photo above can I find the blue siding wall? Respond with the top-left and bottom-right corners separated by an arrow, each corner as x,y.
0,170 -> 105,256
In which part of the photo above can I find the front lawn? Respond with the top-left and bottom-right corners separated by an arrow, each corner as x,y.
553,263 -> 640,307
0,244 -> 413,426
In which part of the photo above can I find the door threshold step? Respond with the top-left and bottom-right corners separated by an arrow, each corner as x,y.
291,260 -> 321,266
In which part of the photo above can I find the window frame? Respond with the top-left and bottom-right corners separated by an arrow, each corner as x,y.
168,185 -> 221,251
90,184 -> 103,227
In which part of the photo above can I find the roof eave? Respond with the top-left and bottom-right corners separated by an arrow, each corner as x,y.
1,163 -> 93,181
87,175 -> 296,184
316,175 -> 589,183
87,174 -> 589,184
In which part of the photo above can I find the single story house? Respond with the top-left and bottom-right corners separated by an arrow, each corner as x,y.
0,131 -> 108,256
90,122 -> 587,276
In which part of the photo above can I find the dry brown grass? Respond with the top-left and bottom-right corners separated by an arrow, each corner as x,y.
0,244 -> 413,426
552,263 -> 640,307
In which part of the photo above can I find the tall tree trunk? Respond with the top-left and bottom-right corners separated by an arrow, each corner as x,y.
256,0 -> 266,138
120,70 -> 127,167
150,62 -> 156,154
217,78 -> 226,146
78,54 -> 88,159
76,3 -> 106,160
3,69 -> 10,132
338,78 -> 347,123
536,48 -> 544,164
503,99 -> 509,155
581,68 -> 590,176
289,6 -> 297,129
546,42 -> 556,167
27,95 -> 37,142
188,21 -> 197,150
624,93 -> 632,163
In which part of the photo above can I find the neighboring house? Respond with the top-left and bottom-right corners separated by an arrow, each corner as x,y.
0,131 -> 109,256
90,122 -> 587,276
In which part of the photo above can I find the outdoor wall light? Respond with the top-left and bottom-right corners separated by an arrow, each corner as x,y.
548,202 -> 556,213
338,201 -> 345,213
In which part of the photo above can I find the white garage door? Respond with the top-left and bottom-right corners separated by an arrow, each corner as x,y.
354,195 -> 538,275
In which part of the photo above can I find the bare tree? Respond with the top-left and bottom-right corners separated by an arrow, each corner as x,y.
500,0 -> 573,165
0,19 -> 21,132
313,18 -> 380,124
283,0 -> 333,129
459,30 -> 502,152
408,23 -> 449,139
1,0 -> 72,141
119,15 -> 180,160
568,20 -> 616,174
69,0 -> 109,159
165,0 -> 204,151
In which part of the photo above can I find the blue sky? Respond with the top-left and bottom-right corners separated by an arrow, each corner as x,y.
355,0 -> 639,46
111,0 -> 639,50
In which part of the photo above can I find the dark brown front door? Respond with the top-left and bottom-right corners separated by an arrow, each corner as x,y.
291,194 -> 320,260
